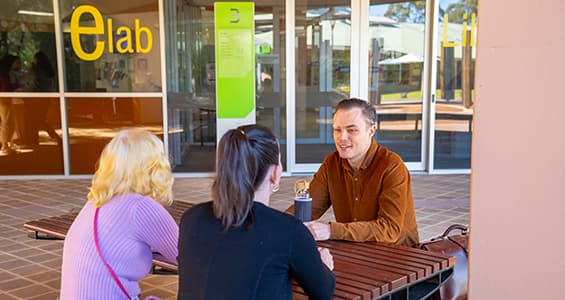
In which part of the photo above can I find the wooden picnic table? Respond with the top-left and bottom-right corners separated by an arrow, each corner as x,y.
24,201 -> 454,300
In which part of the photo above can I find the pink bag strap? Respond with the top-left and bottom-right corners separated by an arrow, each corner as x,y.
94,207 -> 133,299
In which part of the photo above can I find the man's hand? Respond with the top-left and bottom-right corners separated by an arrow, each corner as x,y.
317,247 -> 334,270
304,221 -> 331,241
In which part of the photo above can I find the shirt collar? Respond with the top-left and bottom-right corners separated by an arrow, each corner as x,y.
340,139 -> 379,172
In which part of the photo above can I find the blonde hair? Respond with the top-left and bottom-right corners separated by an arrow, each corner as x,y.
88,128 -> 174,207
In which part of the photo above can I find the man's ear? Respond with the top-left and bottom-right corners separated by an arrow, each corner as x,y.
368,122 -> 377,136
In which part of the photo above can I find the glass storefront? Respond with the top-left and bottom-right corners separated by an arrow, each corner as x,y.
0,0 -> 477,177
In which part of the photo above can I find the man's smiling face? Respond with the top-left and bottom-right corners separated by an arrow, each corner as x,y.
332,107 -> 376,169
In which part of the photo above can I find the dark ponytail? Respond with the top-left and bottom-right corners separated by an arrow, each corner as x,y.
212,124 -> 279,229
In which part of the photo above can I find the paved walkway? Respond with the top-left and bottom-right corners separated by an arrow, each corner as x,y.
0,174 -> 469,299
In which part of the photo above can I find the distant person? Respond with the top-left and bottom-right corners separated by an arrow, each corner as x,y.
20,51 -> 61,147
60,129 -> 178,299
178,124 -> 335,300
287,98 -> 419,247
0,55 -> 20,155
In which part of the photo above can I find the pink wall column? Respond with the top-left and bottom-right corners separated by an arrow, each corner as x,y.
470,0 -> 565,298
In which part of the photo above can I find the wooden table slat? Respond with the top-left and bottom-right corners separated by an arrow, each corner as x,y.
327,241 -> 442,267
323,244 -> 425,280
334,281 -> 372,300
330,248 -> 418,282
333,269 -> 387,295
24,221 -> 69,235
352,242 -> 446,271
360,242 -> 456,269
334,276 -> 382,299
334,260 -> 407,291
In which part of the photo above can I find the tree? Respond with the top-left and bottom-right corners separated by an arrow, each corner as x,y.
444,0 -> 478,24
384,0 -> 478,24
384,1 -> 426,23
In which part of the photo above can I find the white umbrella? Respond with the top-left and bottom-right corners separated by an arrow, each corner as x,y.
379,53 -> 423,65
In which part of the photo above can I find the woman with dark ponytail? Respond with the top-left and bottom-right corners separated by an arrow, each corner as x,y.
178,124 -> 335,300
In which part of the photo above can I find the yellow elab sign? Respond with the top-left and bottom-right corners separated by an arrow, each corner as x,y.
70,5 -> 153,61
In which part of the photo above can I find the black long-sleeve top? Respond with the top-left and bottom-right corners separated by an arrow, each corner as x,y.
177,201 -> 336,300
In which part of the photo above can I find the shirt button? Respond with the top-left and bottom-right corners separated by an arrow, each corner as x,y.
355,197 -> 358,201
353,218 -> 358,221
354,178 -> 358,181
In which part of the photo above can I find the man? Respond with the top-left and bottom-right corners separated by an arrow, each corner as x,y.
290,98 -> 419,247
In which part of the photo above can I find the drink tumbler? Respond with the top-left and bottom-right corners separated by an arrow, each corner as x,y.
294,197 -> 312,222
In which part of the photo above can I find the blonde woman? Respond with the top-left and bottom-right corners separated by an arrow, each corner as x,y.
60,129 -> 178,300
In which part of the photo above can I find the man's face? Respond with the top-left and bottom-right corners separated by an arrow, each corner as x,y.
332,107 -> 376,166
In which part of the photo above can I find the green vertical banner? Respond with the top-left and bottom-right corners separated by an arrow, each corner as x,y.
214,2 -> 255,140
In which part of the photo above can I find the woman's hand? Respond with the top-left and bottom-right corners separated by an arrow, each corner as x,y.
304,221 -> 330,241
318,247 -> 334,270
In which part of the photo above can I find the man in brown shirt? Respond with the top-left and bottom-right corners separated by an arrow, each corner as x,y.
292,98 -> 419,247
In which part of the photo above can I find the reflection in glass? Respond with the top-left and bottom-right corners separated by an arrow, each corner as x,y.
255,4 -> 287,169
66,97 -> 163,174
367,0 -> 426,163
0,0 -> 59,92
295,2 -> 351,163
165,1 -> 286,172
59,0 -> 161,92
0,98 -> 64,175
434,0 -> 477,169
165,2 -> 215,172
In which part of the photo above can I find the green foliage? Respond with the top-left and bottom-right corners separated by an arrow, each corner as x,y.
384,0 -> 478,24
442,0 -> 478,24
0,32 -> 39,71
384,1 -> 426,23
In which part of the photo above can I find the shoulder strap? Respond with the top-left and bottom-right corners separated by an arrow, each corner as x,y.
94,207 -> 133,300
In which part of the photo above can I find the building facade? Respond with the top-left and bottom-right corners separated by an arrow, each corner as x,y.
0,0 -> 476,177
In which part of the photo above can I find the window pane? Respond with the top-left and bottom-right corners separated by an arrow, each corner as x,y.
0,98 -> 64,175
165,1 -> 287,172
0,0 -> 59,92
434,0 -> 477,169
59,0 -> 161,92
367,0 -> 426,163
165,2 -> 217,172
66,97 -> 163,174
295,1 -> 351,163
255,3 -> 287,170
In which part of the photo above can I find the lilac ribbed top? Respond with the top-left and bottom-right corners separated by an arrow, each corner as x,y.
60,193 -> 179,299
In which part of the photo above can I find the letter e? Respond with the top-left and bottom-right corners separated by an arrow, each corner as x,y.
70,5 -> 105,61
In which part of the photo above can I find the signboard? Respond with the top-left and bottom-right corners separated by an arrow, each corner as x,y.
214,2 -> 255,141
70,5 -> 153,61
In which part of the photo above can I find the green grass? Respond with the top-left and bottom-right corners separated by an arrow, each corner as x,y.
380,89 -> 473,103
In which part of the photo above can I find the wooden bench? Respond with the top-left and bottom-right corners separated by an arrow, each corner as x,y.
24,200 -> 194,271
24,201 -> 455,299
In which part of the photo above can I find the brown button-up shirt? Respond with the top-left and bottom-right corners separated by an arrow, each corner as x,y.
309,140 -> 419,247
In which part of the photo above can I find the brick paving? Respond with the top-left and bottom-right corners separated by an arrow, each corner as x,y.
0,174 -> 469,299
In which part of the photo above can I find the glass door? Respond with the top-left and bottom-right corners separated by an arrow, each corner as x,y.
432,0 -> 477,171
366,0 -> 428,169
292,0 -> 351,168
290,0 -> 431,172
164,0 -> 286,173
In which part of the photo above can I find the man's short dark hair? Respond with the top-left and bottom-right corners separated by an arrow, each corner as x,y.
335,98 -> 376,126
